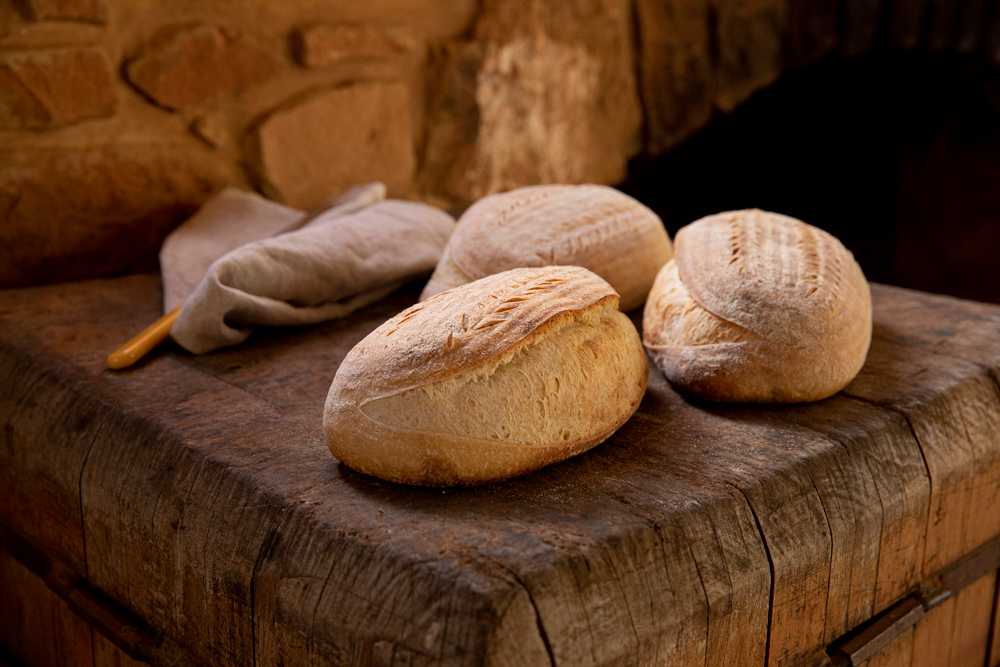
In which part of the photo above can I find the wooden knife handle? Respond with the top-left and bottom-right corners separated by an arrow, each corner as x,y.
107,305 -> 182,370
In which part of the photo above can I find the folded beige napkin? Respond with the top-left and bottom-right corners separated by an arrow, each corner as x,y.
164,186 -> 455,354
160,184 -> 388,312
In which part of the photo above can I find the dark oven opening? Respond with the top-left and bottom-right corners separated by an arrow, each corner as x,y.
619,50 -> 1000,305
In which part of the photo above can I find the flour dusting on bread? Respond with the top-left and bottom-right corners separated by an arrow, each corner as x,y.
644,209 -> 871,403
327,266 -> 648,486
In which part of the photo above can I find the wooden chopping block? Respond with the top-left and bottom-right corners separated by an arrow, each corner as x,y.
1,275 -> 1000,667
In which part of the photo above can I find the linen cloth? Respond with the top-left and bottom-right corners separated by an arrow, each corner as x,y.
165,185 -> 455,354
160,184 -> 389,312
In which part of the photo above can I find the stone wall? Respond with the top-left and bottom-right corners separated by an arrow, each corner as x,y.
2,0 -> 998,288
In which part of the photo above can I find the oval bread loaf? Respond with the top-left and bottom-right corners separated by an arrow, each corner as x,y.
643,209 -> 872,403
419,184 -> 673,312
325,266 -> 649,486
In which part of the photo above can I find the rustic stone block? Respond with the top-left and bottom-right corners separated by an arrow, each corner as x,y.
125,24 -> 282,111
0,3 -> 15,38
0,144 -> 243,288
292,24 -> 407,67
420,40 -> 483,200
421,0 -> 642,204
710,0 -> 788,112
191,112 -> 229,148
16,0 -> 107,24
0,48 -> 117,130
248,82 -> 414,210
635,0 -> 714,155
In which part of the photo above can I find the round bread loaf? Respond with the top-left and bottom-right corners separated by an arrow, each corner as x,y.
643,209 -> 872,403
325,265 -> 649,486
419,184 -> 673,312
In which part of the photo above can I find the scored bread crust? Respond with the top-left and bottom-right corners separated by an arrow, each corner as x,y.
643,210 -> 872,403
419,184 -> 673,312
326,266 -> 649,486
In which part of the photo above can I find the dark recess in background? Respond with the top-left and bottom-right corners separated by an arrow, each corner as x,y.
618,51 -> 1000,305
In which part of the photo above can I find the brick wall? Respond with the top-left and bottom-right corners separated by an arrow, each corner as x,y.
1,0 -> 997,288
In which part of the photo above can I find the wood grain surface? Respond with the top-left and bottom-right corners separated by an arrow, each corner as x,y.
0,548 -> 92,667
0,546 -> 145,667
2,276 -> 1000,666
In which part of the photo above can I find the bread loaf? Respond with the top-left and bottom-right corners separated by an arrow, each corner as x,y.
643,209 -> 871,403
420,184 -> 673,312
325,266 -> 649,486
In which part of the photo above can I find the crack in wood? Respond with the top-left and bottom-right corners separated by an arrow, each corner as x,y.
4,278 -> 1000,666
523,584 -> 557,667
805,469 -> 837,644
740,487 -> 775,667
78,415 -> 110,584
472,553 -> 556,667
678,522 -> 712,667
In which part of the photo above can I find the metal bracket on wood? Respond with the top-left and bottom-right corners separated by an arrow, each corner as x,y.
821,534 -> 1000,667
0,524 -> 158,662
4,522 -> 999,667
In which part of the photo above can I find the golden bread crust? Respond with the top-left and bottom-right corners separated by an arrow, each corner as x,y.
326,266 -> 648,486
644,210 -> 872,403
419,184 -> 672,311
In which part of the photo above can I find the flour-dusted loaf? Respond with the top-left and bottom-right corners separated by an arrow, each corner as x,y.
325,266 -> 649,486
643,209 -> 872,403
419,184 -> 673,312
